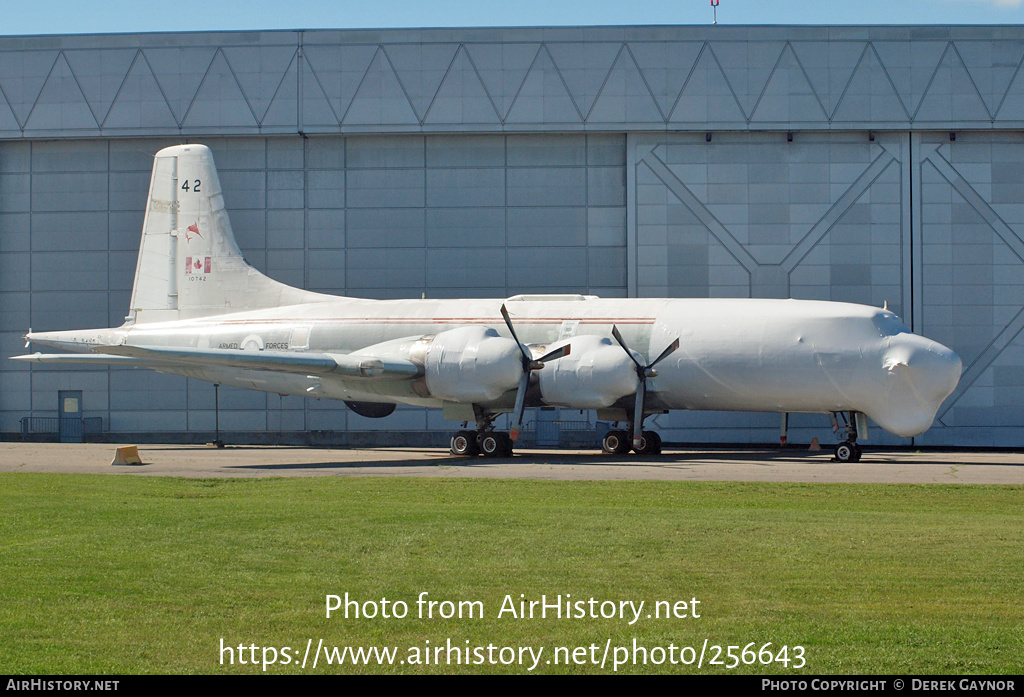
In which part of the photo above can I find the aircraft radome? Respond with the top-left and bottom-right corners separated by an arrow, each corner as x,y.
12,145 -> 963,462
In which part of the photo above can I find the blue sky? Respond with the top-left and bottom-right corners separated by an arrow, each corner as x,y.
1,0 -> 1023,35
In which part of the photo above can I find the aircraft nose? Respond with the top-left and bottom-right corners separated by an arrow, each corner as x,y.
884,335 -> 962,406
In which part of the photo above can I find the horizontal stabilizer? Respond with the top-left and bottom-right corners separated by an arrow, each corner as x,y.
97,345 -> 422,380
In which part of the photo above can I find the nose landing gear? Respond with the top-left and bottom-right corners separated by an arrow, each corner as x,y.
831,411 -> 865,462
834,439 -> 862,463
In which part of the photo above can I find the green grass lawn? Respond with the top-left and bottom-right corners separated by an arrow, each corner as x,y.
1,473 -> 1021,674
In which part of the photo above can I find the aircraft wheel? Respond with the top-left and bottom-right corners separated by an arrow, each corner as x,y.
613,431 -> 632,454
852,443 -> 863,462
602,430 -> 630,454
498,432 -> 513,457
834,441 -> 856,463
634,430 -> 662,456
601,431 -> 621,454
480,433 -> 502,457
450,430 -> 479,457
642,430 -> 662,455
633,435 -> 647,454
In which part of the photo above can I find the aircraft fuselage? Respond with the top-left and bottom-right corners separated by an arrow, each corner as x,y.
34,295 -> 961,439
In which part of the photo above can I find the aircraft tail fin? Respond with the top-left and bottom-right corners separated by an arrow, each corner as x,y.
128,144 -> 331,324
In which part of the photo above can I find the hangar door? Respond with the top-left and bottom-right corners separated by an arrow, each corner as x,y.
628,130 -> 1024,447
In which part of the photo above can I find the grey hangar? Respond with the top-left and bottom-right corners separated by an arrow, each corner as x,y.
1,24 -> 1022,447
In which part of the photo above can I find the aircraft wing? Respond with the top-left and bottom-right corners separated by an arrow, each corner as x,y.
14,345 -> 422,380
11,353 -> 169,366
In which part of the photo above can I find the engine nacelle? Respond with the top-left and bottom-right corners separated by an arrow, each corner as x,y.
422,326 -> 523,403
538,335 -> 639,408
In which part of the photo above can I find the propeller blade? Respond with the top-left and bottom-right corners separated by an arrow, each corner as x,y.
500,304 -> 531,363
509,371 -> 530,440
649,338 -> 680,369
632,380 -> 646,450
611,325 -> 644,371
24,328 -> 32,349
537,344 -> 571,364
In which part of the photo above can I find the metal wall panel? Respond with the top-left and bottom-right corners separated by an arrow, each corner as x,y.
426,207 -> 505,248
426,168 -> 505,208
7,27 -> 1024,138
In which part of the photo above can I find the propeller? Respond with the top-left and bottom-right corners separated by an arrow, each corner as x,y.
611,326 -> 680,450
501,304 -> 571,440
24,328 -> 32,350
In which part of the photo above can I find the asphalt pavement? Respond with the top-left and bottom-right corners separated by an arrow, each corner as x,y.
1,443 -> 1021,484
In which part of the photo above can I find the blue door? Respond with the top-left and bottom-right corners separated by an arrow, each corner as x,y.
58,390 -> 84,443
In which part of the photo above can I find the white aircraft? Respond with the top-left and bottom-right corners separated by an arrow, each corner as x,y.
12,144 -> 962,462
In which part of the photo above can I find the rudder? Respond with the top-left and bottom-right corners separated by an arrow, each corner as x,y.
128,144 -> 330,324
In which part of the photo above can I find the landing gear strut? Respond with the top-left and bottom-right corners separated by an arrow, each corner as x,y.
831,411 -> 863,463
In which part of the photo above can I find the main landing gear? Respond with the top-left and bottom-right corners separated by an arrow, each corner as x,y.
450,413 -> 664,458
831,411 -> 863,463
449,430 -> 514,457
601,428 -> 662,455
450,412 -> 514,458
